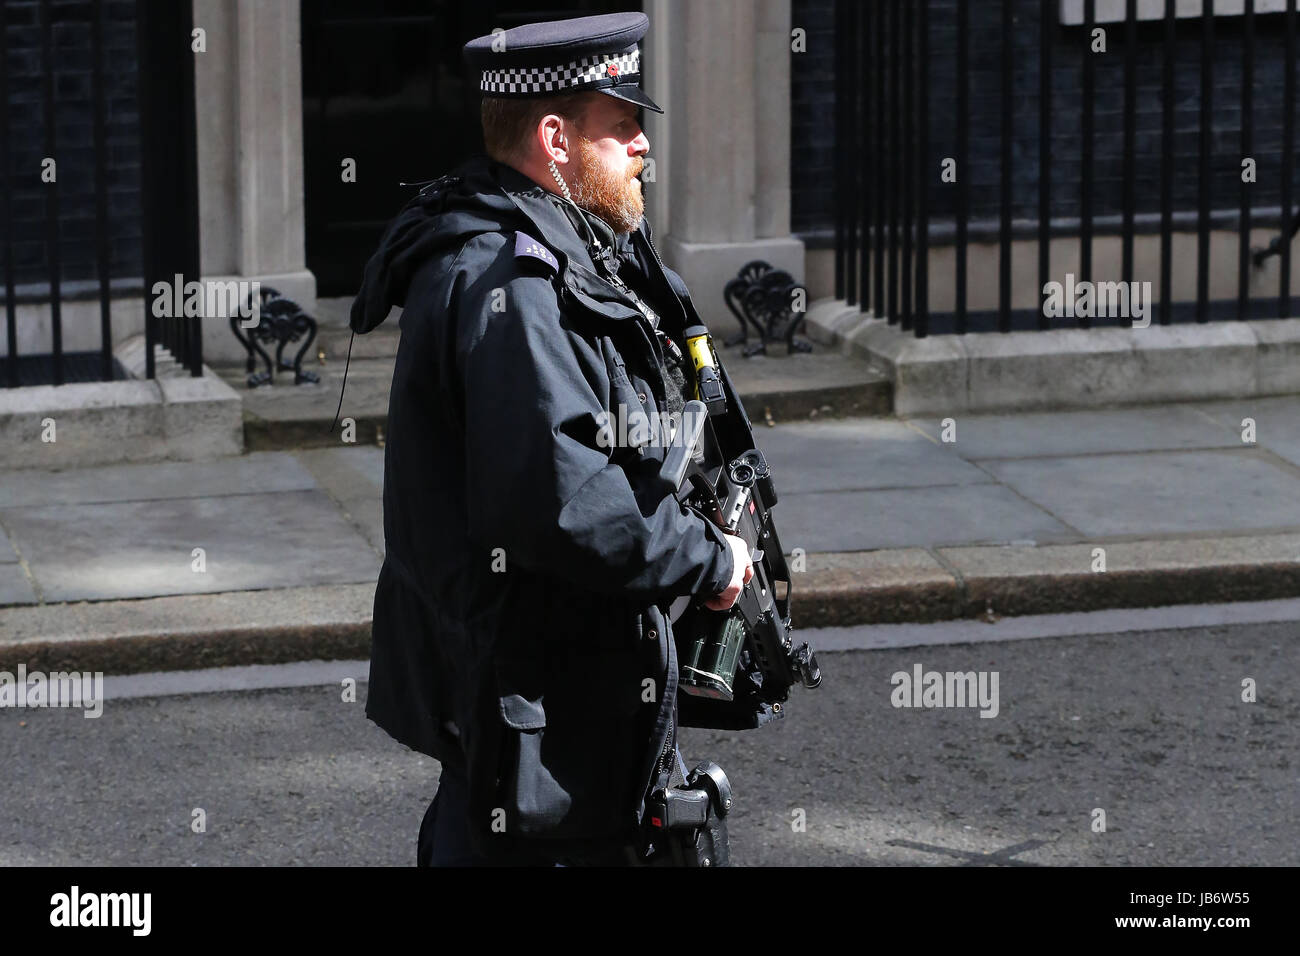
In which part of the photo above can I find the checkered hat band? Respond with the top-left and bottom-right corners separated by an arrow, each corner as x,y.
480,48 -> 640,94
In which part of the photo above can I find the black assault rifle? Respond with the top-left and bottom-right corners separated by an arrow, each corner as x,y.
657,325 -> 821,730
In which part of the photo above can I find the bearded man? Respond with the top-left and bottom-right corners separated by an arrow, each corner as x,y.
350,12 -> 752,867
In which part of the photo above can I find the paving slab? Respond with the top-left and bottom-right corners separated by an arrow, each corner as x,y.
758,418 -> 992,494
982,448 -> 1300,538
905,403 -> 1240,459
0,452 -> 317,509
0,563 -> 36,606
0,531 -> 17,563
1191,395 -> 1300,470
775,483 -> 1076,551
1,490 -> 382,603
292,447 -> 386,554
345,446 -> 385,488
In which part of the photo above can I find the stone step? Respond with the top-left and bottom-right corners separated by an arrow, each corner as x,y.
309,298 -> 894,410
214,326 -> 893,451
312,296 -> 400,361
715,344 -> 892,422
212,356 -> 392,451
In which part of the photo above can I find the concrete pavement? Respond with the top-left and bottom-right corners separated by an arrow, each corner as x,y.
4,394 -> 1300,671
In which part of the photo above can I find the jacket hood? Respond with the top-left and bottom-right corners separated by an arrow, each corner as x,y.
349,155 -> 529,334
349,154 -> 628,334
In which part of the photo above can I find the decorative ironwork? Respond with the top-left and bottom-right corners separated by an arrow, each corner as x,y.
721,260 -> 812,357
229,286 -> 319,388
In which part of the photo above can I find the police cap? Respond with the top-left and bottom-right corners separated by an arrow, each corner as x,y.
462,12 -> 663,114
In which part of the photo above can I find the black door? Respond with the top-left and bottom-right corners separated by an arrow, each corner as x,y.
302,0 -> 638,296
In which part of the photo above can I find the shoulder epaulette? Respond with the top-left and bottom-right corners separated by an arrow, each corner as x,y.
514,231 -> 559,275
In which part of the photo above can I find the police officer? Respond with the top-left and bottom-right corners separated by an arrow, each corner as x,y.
350,11 -> 753,866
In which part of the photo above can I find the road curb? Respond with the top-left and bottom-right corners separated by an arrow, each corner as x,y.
4,537 -> 1300,673
793,535 -> 1300,627
0,584 -> 375,676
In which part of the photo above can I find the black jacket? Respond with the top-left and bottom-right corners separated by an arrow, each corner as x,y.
351,154 -> 736,857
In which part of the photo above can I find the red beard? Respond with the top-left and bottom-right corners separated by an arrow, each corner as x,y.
569,136 -> 645,235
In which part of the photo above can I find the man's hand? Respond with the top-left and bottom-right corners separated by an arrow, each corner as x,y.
703,531 -> 754,611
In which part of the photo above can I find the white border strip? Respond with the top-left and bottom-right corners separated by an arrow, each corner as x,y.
102,659 -> 369,701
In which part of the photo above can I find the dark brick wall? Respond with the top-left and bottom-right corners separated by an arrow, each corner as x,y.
792,0 -> 1300,239
2,0 -> 142,289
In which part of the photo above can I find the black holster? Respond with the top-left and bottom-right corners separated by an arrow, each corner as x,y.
636,761 -> 732,867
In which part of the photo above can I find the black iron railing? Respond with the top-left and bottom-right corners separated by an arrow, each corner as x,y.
1,0 -> 201,388
136,0 -> 202,379
834,0 -> 1300,336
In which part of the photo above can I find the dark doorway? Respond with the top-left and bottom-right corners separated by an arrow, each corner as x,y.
301,0 -> 638,296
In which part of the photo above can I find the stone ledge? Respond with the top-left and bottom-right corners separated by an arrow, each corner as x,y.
806,297 -> 1300,414
0,337 -> 243,469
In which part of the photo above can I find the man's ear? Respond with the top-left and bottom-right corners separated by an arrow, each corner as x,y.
540,114 -> 572,165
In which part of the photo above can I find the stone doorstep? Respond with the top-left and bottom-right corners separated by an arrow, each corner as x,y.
231,382 -> 887,453
220,347 -> 893,452
213,296 -> 893,455
805,297 -> 1300,415
718,347 -> 892,421
4,534 -> 1300,673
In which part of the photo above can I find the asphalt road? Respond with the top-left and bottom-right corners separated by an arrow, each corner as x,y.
1,613 -> 1296,866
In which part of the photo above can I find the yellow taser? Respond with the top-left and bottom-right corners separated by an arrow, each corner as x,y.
683,325 -> 727,414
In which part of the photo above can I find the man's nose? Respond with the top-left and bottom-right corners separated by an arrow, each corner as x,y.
630,130 -> 650,156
